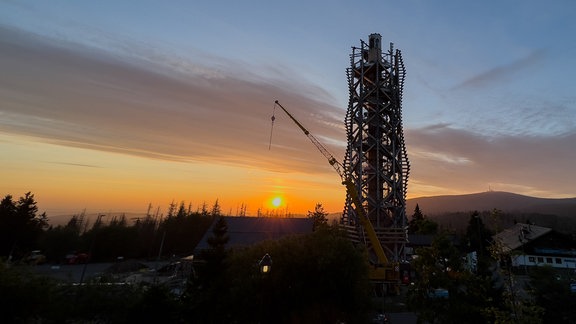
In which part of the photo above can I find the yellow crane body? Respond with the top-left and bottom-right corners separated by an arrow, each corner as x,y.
273,100 -> 399,283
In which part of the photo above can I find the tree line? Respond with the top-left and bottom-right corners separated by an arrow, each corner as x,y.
0,192 -> 218,263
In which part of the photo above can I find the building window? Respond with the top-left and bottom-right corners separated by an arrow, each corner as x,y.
546,257 -> 553,264
556,258 -> 562,264
529,256 -> 535,262
537,257 -> 544,263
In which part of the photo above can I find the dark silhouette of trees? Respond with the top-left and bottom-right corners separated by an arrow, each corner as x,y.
0,260 -> 58,322
463,210 -> 494,276
38,225 -> 81,263
133,214 -> 160,259
1,222 -> 372,323
87,216 -> 140,261
187,216 -> 231,322
408,232 -> 496,323
465,211 -> 493,255
200,216 -> 229,283
526,266 -> 574,323
408,204 -> 424,233
408,204 -> 438,235
8,191 -> 572,322
486,238 -> 544,323
159,210 -> 214,258
0,192 -> 48,260
188,225 -> 372,323
210,198 -> 221,217
0,195 -> 214,264
0,259 -> 183,323
307,202 -> 328,230
408,215 -> 544,323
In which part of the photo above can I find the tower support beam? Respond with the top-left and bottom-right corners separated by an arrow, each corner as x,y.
342,34 -> 410,262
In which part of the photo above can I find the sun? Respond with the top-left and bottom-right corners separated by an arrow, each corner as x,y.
271,197 -> 282,208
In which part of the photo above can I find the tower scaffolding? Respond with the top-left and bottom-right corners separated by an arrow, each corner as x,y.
341,34 -> 410,262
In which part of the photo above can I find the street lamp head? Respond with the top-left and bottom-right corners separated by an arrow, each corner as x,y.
259,253 -> 272,274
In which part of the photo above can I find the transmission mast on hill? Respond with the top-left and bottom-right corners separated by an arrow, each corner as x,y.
341,34 -> 410,262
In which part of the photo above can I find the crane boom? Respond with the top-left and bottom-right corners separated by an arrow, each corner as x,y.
274,100 -> 344,179
273,100 -> 395,281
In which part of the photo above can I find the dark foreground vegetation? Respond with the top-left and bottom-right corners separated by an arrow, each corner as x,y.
0,226 -> 373,323
1,192 -> 215,263
1,192 -> 373,323
2,192 -> 576,323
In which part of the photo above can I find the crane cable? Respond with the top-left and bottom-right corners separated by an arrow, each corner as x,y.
268,102 -> 276,150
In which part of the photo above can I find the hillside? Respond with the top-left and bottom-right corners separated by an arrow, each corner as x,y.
406,191 -> 576,233
407,191 -> 576,217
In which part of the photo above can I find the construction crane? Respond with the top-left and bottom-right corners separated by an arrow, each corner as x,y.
273,100 -> 398,283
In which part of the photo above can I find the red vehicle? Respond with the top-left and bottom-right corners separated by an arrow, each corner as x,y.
65,252 -> 89,264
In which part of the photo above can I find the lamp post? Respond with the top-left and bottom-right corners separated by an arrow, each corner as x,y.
259,253 -> 272,274
258,253 -> 273,323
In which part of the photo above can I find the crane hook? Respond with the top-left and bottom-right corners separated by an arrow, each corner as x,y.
268,103 -> 277,150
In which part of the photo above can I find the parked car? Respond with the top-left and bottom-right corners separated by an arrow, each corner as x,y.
65,252 -> 89,264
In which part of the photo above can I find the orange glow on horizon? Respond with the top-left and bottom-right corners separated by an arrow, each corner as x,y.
0,134 -> 347,220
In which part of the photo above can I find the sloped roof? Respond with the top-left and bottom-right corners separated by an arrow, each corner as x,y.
407,234 -> 435,246
492,223 -> 552,253
195,216 -> 314,252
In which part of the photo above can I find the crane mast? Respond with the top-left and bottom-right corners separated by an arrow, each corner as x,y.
273,100 -> 397,282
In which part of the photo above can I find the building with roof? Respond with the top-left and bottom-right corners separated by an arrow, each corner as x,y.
194,216 -> 314,253
493,223 -> 576,270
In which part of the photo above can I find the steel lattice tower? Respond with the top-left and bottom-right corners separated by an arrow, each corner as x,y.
341,34 -> 410,262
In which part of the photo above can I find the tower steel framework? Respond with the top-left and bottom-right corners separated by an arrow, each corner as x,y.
341,34 -> 410,262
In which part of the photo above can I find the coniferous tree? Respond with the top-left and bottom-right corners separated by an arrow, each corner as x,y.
0,195 -> 18,256
166,200 -> 177,218
198,216 -> 229,289
408,204 -> 438,235
200,201 -> 209,216
0,192 -> 47,259
307,203 -> 328,231
465,211 -> 492,257
206,216 -> 229,261
210,199 -> 221,217
408,204 -> 424,233
176,201 -> 187,218
65,213 -> 84,235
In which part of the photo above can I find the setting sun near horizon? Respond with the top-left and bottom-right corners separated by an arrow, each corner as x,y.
271,197 -> 283,208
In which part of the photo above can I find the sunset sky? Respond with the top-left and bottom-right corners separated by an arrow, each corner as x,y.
1,0 -> 575,220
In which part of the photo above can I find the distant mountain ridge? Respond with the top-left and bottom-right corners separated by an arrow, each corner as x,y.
407,191 -> 576,218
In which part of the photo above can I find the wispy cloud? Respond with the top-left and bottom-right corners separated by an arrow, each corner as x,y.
46,161 -> 102,168
451,50 -> 545,90
0,26 -> 345,176
406,124 -> 576,197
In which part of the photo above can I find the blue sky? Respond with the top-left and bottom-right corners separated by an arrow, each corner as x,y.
0,0 -> 575,216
